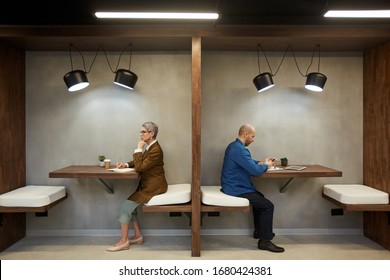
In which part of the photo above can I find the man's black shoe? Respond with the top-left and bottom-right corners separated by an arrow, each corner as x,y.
253,230 -> 275,239
258,240 -> 285,253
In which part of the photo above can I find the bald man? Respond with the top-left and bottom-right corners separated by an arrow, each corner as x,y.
221,124 -> 284,253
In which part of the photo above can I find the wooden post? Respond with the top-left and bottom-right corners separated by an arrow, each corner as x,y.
363,41 -> 390,250
191,36 -> 201,257
0,42 -> 26,252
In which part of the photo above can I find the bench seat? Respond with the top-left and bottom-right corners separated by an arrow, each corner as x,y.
201,186 -> 250,212
142,183 -> 192,212
322,184 -> 390,212
0,185 -> 67,213
144,183 -> 191,206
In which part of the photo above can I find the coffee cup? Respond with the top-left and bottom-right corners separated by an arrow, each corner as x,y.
104,159 -> 111,169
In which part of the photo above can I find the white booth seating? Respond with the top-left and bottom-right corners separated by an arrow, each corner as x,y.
144,183 -> 191,206
322,184 -> 390,212
0,185 -> 67,213
200,186 -> 250,213
323,184 -> 389,204
201,186 -> 249,207
142,183 -> 192,213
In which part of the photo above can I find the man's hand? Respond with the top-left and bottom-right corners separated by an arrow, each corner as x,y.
264,157 -> 276,168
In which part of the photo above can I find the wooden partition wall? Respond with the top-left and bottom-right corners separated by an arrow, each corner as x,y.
191,37 -> 202,257
0,42 -> 26,252
363,41 -> 390,250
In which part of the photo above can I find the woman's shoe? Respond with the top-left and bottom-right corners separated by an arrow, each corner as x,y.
129,236 -> 144,245
106,240 -> 130,252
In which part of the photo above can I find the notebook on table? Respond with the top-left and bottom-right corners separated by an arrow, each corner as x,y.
285,166 -> 306,171
108,168 -> 136,173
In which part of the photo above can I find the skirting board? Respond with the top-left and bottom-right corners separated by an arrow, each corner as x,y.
26,228 -> 363,237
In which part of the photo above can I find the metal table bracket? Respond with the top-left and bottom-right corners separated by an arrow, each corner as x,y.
97,179 -> 114,194
279,178 -> 294,193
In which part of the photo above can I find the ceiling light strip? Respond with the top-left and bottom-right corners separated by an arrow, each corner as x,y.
95,12 -> 219,20
324,10 -> 390,18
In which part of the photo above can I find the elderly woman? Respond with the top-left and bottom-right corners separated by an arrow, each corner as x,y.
107,121 -> 167,252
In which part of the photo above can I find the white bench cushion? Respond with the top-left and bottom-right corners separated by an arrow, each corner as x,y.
0,185 -> 67,207
323,184 -> 389,204
144,183 -> 191,206
201,186 -> 250,207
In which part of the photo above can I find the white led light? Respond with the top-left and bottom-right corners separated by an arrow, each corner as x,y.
68,82 -> 89,92
95,12 -> 219,20
258,84 -> 275,93
324,10 -> 390,18
305,84 -> 323,92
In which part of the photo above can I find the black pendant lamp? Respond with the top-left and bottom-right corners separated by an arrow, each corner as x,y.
63,44 -> 90,92
113,44 -> 138,90
253,44 -> 277,93
114,69 -> 138,90
304,44 -> 327,92
305,72 -> 327,92
64,70 -> 89,92
253,72 -> 274,92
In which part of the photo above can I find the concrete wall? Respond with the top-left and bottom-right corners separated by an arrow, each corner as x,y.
25,50 -> 363,236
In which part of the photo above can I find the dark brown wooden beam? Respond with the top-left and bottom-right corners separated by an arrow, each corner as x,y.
1,25 -> 390,51
191,36 -> 201,257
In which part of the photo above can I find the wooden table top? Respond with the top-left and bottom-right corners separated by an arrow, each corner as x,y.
49,164 -> 341,180
261,164 -> 342,178
49,165 -> 139,179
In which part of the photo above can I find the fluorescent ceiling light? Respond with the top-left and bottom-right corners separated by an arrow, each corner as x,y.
95,12 -> 219,20
324,10 -> 390,18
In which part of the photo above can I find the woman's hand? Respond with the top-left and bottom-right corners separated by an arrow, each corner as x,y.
116,162 -> 127,168
137,141 -> 146,150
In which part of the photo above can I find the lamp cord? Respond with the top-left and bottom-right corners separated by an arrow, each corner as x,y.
257,44 -> 289,77
86,45 -> 101,74
68,44 -> 101,74
69,44 -> 87,72
273,45 -> 289,77
102,45 -> 115,73
290,44 -> 321,77
289,44 -> 306,77
102,43 -> 133,73
307,44 -> 321,74
257,44 -> 273,74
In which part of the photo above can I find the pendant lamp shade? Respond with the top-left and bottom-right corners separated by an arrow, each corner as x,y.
305,72 -> 327,92
253,72 -> 275,92
114,69 -> 138,90
63,70 -> 89,92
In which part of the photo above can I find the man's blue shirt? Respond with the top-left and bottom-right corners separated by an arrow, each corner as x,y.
221,139 -> 268,196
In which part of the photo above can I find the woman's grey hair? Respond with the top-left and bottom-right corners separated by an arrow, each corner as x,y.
142,121 -> 159,138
